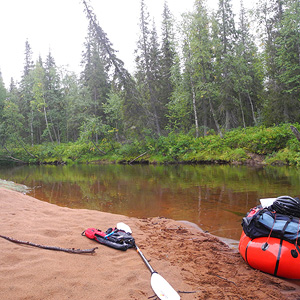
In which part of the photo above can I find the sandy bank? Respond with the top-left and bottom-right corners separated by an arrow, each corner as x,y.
0,188 -> 299,299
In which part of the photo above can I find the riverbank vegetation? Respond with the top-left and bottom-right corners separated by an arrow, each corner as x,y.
1,0 -> 300,166
0,123 -> 300,166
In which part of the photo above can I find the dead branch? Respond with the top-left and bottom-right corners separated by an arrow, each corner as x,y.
129,151 -> 148,164
290,125 -> 300,143
91,140 -> 106,155
0,144 -> 26,163
19,139 -> 37,159
1,155 -> 26,163
0,234 -> 97,254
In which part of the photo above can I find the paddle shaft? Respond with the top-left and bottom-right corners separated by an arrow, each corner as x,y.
135,245 -> 155,274
117,223 -> 181,299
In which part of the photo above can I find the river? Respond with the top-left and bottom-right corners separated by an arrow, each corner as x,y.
0,164 -> 299,241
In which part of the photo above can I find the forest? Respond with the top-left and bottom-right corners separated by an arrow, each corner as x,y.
0,0 -> 300,165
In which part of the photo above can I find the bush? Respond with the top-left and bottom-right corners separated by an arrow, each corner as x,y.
223,124 -> 293,154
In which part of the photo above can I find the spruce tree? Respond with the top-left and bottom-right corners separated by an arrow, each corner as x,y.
276,0 -> 300,122
32,57 -> 53,143
160,1 -> 176,130
81,25 -> 110,119
19,40 -> 35,144
0,70 -> 6,135
189,0 -> 216,136
135,0 -> 162,136
256,0 -> 287,124
214,0 -> 239,131
61,72 -> 83,141
233,1 -> 263,127
44,51 -> 64,143
80,24 -> 111,143
82,0 -> 143,137
1,77 -> 24,146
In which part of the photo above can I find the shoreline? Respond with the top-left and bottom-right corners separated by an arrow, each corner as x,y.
0,178 -> 243,250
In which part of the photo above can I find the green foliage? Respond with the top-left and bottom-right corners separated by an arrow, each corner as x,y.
0,124 -> 300,165
222,124 -> 293,154
265,149 -> 300,166
115,140 -> 145,158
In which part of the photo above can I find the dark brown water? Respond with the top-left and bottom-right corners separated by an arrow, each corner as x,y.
1,164 -> 300,241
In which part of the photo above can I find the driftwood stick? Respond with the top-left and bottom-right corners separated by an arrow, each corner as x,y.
0,234 -> 98,254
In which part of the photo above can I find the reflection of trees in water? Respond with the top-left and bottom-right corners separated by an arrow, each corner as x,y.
0,164 -> 298,240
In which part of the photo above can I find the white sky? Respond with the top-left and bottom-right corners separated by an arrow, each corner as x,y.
0,0 -> 246,88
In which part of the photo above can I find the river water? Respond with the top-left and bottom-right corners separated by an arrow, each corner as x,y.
0,164 -> 299,241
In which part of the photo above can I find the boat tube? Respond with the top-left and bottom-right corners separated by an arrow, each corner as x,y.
239,230 -> 300,279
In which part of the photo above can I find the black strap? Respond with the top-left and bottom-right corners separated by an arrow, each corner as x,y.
245,239 -> 252,264
274,239 -> 283,276
280,217 -> 292,238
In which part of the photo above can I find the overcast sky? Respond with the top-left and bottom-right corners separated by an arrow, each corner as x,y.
0,0 -> 244,87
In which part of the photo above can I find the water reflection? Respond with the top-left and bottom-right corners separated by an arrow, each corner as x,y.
0,164 -> 299,240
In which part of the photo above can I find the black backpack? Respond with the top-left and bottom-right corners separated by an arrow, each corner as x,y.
83,227 -> 135,251
242,205 -> 300,245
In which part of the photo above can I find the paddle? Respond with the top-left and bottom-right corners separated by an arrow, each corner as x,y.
117,222 -> 180,300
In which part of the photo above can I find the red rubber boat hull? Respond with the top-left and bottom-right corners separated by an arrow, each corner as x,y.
239,231 -> 300,279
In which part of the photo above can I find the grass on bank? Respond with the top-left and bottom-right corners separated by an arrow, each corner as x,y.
1,123 -> 300,166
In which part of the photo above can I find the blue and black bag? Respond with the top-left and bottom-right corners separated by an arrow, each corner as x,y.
242,196 -> 300,245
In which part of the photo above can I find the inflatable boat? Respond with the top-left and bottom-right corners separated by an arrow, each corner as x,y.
239,230 -> 300,279
239,196 -> 300,279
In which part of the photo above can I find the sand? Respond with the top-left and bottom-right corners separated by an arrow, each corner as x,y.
0,187 -> 300,300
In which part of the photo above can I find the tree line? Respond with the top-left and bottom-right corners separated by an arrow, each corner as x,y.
0,0 -> 299,150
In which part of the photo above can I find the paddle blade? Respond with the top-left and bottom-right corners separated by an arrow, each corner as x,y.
151,272 -> 180,300
117,222 -> 132,234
